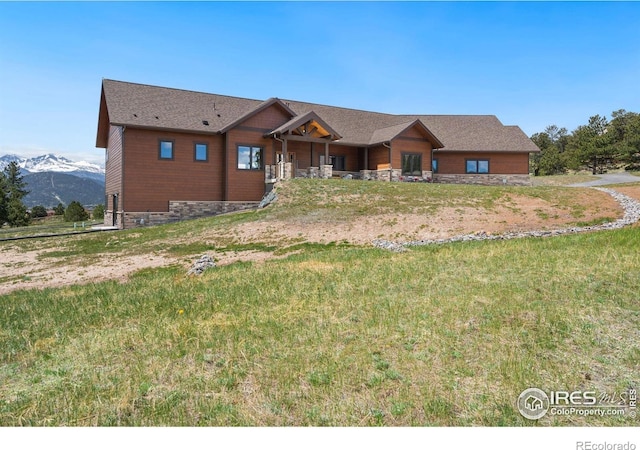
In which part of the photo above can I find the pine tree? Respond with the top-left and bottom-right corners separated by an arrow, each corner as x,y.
3,161 -> 29,199
0,172 -> 8,225
2,161 -> 30,227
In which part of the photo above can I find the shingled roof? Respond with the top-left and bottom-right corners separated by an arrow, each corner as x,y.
97,79 -> 538,153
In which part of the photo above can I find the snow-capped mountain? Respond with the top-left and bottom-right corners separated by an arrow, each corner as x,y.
1,154 -> 106,208
0,153 -> 104,182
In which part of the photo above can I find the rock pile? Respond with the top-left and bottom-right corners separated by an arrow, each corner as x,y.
373,187 -> 640,251
187,254 -> 216,275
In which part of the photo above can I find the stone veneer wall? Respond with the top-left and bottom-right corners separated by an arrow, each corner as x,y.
434,174 -> 532,186
121,201 -> 260,228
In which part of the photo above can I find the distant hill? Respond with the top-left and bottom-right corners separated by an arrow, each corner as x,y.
22,172 -> 104,208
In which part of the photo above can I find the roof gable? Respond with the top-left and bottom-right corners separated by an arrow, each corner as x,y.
268,111 -> 342,140
368,119 -> 444,148
219,98 -> 296,133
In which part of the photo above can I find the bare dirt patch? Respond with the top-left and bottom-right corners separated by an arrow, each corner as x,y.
612,185 -> 640,201
229,189 -> 621,245
0,187 -> 624,295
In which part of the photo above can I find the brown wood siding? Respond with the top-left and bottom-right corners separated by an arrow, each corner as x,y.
434,151 -> 530,174
368,144 -> 390,169
225,128 -> 273,201
224,104 -> 293,201
105,125 -> 123,210
123,128 -> 224,212
391,136 -> 433,171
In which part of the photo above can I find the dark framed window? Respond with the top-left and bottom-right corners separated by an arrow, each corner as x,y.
401,153 -> 422,176
330,155 -> 346,171
194,142 -> 208,162
466,159 -> 489,174
432,158 -> 438,173
159,140 -> 174,160
237,145 -> 263,170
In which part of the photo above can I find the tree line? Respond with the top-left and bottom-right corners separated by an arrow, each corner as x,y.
530,109 -> 640,176
0,161 -> 104,227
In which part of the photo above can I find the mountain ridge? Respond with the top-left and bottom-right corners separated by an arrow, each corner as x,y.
0,153 -> 104,183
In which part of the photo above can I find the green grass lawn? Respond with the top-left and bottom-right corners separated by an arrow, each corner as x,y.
0,216 -> 101,240
1,226 -> 638,425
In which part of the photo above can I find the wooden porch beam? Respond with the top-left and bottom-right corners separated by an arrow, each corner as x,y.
281,134 -> 337,144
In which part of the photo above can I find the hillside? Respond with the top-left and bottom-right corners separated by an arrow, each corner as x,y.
1,179 -> 640,426
22,172 -> 104,208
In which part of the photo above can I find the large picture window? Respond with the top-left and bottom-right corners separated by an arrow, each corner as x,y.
401,153 -> 422,176
237,145 -> 263,170
159,140 -> 174,160
466,159 -> 489,174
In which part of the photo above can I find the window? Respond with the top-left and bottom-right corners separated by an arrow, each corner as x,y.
237,145 -> 263,170
432,158 -> 438,173
159,140 -> 174,160
194,143 -> 208,162
330,155 -> 346,171
401,153 -> 422,176
466,159 -> 489,174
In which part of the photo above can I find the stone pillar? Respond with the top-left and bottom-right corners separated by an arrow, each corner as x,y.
360,169 -> 371,181
320,164 -> 333,179
391,169 -> 401,182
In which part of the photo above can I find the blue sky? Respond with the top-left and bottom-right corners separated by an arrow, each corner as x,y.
1,1 -> 639,164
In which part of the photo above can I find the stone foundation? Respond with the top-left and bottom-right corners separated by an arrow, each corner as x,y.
170,200 -> 259,218
122,211 -> 181,229
434,173 -> 532,186
119,201 -> 260,228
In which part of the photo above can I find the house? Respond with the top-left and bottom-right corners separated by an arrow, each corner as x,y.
96,79 -> 540,228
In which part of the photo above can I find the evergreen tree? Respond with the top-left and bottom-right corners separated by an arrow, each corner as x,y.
3,161 -> 29,199
7,198 -> 30,227
54,203 -> 65,216
64,201 -> 89,222
0,172 -> 8,225
2,161 -> 30,227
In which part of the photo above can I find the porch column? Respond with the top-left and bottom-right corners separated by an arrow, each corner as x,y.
324,142 -> 329,163
282,137 -> 288,161
364,147 -> 369,170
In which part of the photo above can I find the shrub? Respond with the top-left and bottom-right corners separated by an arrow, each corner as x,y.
92,204 -> 105,220
31,205 -> 48,218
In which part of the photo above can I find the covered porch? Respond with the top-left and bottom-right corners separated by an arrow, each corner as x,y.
264,112 -> 439,184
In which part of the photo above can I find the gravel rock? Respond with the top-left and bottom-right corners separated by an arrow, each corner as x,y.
187,254 -> 216,275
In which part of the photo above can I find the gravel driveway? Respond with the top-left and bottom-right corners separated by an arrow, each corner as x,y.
569,172 -> 640,187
